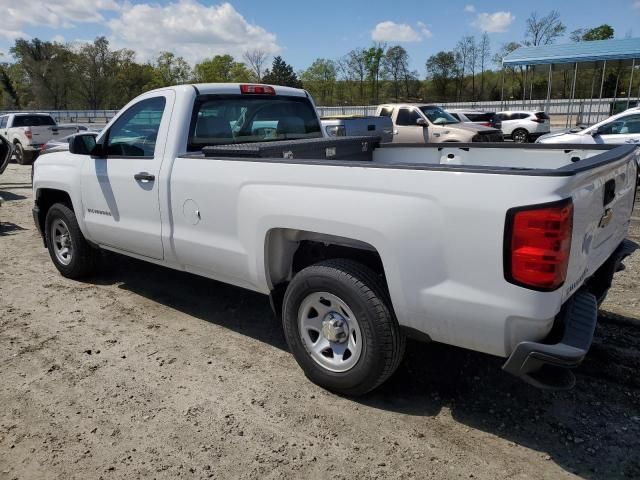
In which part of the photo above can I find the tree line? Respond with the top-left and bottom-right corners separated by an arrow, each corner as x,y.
0,10 -> 629,110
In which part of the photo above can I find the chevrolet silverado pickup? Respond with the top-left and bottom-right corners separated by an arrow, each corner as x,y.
32,83 -> 638,395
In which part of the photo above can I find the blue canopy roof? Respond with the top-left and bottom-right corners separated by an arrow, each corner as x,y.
503,37 -> 640,66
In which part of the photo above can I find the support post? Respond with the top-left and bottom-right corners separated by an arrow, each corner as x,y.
546,64 -> 552,113
587,64 -> 597,125
567,62 -> 578,128
529,66 -> 535,108
500,66 -> 505,110
626,59 -> 635,110
522,66 -> 527,109
598,60 -> 607,124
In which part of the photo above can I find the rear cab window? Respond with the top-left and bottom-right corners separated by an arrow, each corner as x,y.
379,107 -> 393,117
396,108 -> 421,126
12,115 -> 56,127
188,95 -> 322,151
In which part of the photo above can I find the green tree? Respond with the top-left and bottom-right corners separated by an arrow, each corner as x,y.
112,52 -> 155,107
146,51 -> 192,89
10,38 -> 76,109
363,44 -> 386,103
426,51 -> 457,100
570,24 -> 614,42
301,58 -> 336,105
194,55 -> 252,83
262,56 -> 302,88
73,36 -> 122,109
383,46 -> 410,100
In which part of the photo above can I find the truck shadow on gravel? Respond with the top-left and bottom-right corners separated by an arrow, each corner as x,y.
361,315 -> 640,480
88,253 -> 640,480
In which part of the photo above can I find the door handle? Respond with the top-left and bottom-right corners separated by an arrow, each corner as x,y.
134,172 -> 155,182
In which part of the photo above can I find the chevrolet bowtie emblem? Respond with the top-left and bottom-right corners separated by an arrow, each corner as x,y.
598,208 -> 613,228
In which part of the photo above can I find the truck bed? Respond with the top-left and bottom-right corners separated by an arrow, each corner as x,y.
189,139 -> 638,177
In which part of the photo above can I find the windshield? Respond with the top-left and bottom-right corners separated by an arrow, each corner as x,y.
418,106 -> 459,125
188,95 -> 322,151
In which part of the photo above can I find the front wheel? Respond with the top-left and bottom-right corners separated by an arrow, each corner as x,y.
282,259 -> 405,396
45,203 -> 98,279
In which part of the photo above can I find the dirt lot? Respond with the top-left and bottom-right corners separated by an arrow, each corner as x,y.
1,162 -> 639,480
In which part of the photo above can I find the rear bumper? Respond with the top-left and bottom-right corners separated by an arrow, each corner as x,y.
503,290 -> 597,389
503,239 -> 638,389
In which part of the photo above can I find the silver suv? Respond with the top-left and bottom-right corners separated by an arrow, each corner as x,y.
496,111 -> 550,143
377,104 -> 503,143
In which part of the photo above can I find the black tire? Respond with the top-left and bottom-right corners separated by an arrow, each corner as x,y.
15,142 -> 27,165
282,259 -> 405,396
512,128 -> 529,143
45,202 -> 98,279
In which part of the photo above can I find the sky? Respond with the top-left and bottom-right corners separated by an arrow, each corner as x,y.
1,0 -> 640,72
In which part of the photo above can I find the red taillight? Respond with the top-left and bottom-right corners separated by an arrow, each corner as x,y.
240,84 -> 276,95
24,127 -> 32,140
505,199 -> 573,291
481,122 -> 492,127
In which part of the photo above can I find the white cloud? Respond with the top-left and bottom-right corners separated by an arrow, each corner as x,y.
472,11 -> 515,33
108,0 -> 280,63
51,35 -> 66,43
0,0 -> 119,39
371,21 -> 431,42
416,21 -> 433,39
464,5 -> 476,13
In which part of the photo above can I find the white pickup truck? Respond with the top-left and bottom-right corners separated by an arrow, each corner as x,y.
0,113 -> 79,165
32,83 -> 638,395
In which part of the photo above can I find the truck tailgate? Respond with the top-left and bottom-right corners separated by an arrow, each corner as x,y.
29,125 -> 76,145
561,149 -> 638,300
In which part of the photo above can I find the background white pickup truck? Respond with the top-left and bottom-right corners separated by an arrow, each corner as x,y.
0,113 -> 79,165
32,83 -> 638,395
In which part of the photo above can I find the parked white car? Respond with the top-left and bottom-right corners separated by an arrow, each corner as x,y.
32,83 -> 638,394
496,111 -> 551,143
537,107 -> 640,150
0,113 -> 80,164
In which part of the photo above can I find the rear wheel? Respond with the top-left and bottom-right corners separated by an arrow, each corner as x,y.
512,128 -> 529,143
45,203 -> 98,279
282,259 -> 405,396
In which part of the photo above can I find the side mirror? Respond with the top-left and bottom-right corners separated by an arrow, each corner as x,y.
69,133 -> 100,156
416,118 -> 428,127
0,134 -> 12,175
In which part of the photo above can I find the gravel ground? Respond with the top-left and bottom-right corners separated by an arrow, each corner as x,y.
1,162 -> 639,480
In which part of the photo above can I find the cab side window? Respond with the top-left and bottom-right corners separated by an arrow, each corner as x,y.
0,116 -> 7,129
106,97 -> 166,157
396,108 -> 421,126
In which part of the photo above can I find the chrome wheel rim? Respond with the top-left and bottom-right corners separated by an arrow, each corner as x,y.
51,219 -> 73,265
298,292 -> 362,373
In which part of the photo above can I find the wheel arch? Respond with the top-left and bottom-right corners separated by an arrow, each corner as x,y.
264,228 -> 387,317
34,188 -> 74,245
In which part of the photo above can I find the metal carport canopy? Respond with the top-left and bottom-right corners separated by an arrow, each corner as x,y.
503,37 -> 640,66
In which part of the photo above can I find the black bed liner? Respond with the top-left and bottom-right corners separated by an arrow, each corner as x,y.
181,140 -> 638,178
